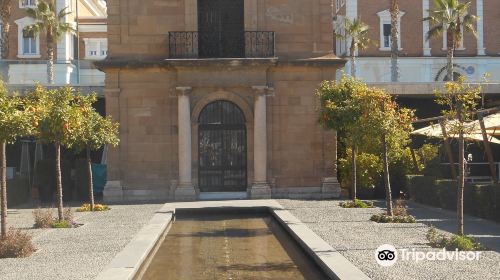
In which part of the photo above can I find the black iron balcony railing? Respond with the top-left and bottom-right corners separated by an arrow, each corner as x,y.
168,31 -> 275,59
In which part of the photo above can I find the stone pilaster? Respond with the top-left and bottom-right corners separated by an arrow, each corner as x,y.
322,131 -> 341,198
174,87 -> 197,201
476,0 -> 486,56
249,86 -> 272,199
422,0 -> 432,56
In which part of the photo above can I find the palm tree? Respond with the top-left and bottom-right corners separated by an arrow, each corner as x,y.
424,0 -> 477,81
337,18 -> 371,78
390,0 -> 400,82
0,0 -> 12,59
24,0 -> 75,84
425,0 -> 477,236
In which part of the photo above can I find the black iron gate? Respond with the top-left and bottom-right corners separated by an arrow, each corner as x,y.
198,101 -> 247,192
197,0 -> 245,58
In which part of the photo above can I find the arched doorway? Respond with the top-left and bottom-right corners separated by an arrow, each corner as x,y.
198,101 -> 247,192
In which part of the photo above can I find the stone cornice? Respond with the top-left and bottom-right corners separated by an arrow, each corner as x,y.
94,56 -> 346,71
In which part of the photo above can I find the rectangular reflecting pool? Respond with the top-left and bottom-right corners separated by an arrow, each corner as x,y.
138,211 -> 329,280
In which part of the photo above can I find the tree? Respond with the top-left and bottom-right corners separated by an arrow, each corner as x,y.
353,87 -> 414,215
424,0 -> 477,81
28,85 -> 80,221
317,75 -> 370,201
318,77 -> 414,213
0,80 -> 34,238
70,94 -> 119,211
336,18 -> 371,78
24,0 -> 75,84
0,0 -> 12,59
435,77 -> 481,235
390,0 -> 400,82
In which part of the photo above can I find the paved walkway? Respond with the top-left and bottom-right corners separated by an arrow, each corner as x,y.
279,199 -> 500,280
1,200 -> 499,280
0,204 -> 162,280
406,201 -> 500,252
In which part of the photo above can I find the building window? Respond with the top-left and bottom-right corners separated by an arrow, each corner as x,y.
336,0 -> 345,12
335,16 -> 347,56
15,17 -> 40,58
383,24 -> 391,48
20,0 -> 37,8
84,38 -> 108,59
22,30 -> 37,55
377,9 -> 405,51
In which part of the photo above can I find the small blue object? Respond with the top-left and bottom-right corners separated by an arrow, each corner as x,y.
91,164 -> 107,193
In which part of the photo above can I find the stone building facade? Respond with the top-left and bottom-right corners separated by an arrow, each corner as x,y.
97,0 -> 345,201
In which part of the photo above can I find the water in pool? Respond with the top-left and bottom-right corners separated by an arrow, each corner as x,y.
140,212 -> 329,280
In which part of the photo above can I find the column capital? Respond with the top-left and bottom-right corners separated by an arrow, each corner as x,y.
175,86 -> 193,95
251,86 -> 274,96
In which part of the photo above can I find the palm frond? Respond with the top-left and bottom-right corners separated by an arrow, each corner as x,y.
426,24 -> 444,40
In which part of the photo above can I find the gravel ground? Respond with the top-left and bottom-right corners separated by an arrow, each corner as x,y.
278,199 -> 500,280
0,204 -> 162,280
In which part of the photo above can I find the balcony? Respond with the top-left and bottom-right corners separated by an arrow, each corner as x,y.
168,31 -> 275,59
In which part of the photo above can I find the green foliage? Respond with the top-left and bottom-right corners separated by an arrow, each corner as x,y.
435,77 -> 481,135
406,175 -> 438,205
336,18 -> 372,56
339,150 -> 382,189
427,227 -> 482,251
424,0 -> 477,45
52,220 -> 71,228
32,207 -> 74,228
407,178 -> 500,222
0,229 -> 35,258
0,80 -> 34,143
339,199 -> 374,208
69,93 -> 119,152
24,0 -> 75,44
27,85 -> 81,146
370,213 -> 416,223
316,76 -> 368,141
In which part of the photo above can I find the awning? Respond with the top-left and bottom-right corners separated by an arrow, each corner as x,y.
412,120 -> 500,144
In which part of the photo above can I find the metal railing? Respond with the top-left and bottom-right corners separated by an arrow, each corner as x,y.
168,31 -> 275,59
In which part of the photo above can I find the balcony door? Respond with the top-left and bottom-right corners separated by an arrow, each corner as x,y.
198,0 -> 244,58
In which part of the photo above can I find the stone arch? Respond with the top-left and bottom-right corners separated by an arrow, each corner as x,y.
191,90 -> 253,125
190,90 -> 255,190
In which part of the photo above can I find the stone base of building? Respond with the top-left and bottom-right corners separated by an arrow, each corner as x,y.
103,180 -> 342,202
103,181 -> 171,203
321,177 -> 342,199
248,183 -> 272,199
174,183 -> 198,201
103,181 -> 124,203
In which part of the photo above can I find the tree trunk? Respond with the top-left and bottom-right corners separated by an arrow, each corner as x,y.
0,22 -> 10,59
0,141 -> 7,239
390,0 -> 400,82
447,47 -> 454,81
86,146 -> 94,211
47,44 -> 55,84
382,132 -> 393,216
0,0 -> 12,59
350,55 -> 356,78
351,144 -> 357,201
457,103 -> 465,235
350,39 -> 356,78
55,143 -> 64,222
